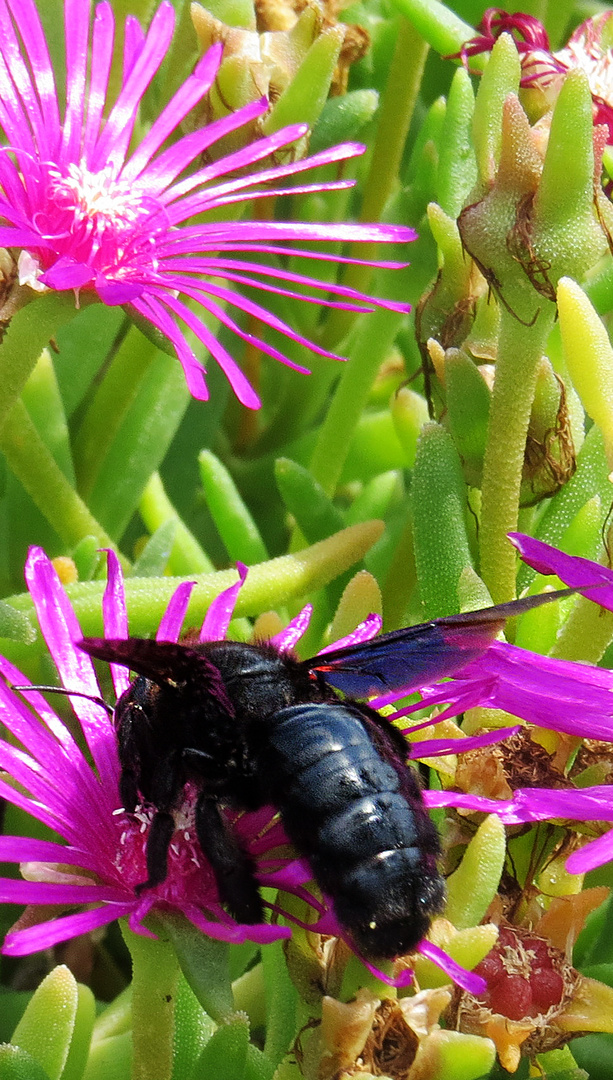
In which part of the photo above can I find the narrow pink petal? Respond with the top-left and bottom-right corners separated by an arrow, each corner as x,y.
160,293 -> 261,408
122,13 -> 145,82
0,740 -> 65,815
83,2 -> 115,161
509,532 -> 613,609
92,2 -> 175,171
202,241 -> 410,269
25,546 -> 119,792
1,0 -> 52,156
101,549 -> 129,636
259,861 -> 313,888
566,831 -> 613,875
0,663 -> 117,846
189,178 -> 355,214
5,0 -> 61,149
418,941 -> 486,995
0,654 -> 87,765
0,774 -> 77,836
127,894 -> 157,937
130,295 -> 210,400
2,903 -> 135,956
510,785 -> 613,823
200,564 -> 248,642
270,605 -> 313,652
396,639 -> 613,742
95,277 -> 145,305
153,279 -> 312,374
120,44 -> 223,182
424,790 -> 516,815
351,953 -> 414,988
41,257 -> 95,290
318,614 -> 382,656
0,226 -> 45,246
163,123 -> 310,204
0,835 -> 105,872
0,156 -> 29,214
157,581 -> 196,642
169,255 -> 409,313
60,0 -> 91,161
409,726 -> 522,758
182,903 -> 290,944
101,548 -> 130,698
137,95 -> 269,194
161,220 -> 417,249
168,141 -> 365,215
165,259 -> 370,315
166,276 -> 345,365
0,736 -> 112,845
0,879 -> 128,904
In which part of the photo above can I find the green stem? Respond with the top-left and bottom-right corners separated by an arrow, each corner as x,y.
5,520 -> 383,641
321,18 -> 428,349
478,306 -> 555,602
0,291 -> 76,433
0,398 -> 128,564
309,308 -> 404,495
122,921 -> 179,1080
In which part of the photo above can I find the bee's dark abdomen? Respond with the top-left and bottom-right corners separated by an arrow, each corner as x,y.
262,702 -> 444,957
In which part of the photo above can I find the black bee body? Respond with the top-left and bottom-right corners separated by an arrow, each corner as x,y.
79,588 -> 569,960
262,698 -> 443,957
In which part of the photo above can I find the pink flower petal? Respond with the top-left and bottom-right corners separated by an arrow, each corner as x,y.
418,940 -> 486,995
270,605 -> 313,652
25,547 -> 119,792
102,549 -> 130,698
566,830 -> 613,875
3,903 -> 135,956
317,613 -> 382,655
157,581 -> 196,642
509,532 -> 613,609
200,564 -> 248,643
408,725 -> 522,759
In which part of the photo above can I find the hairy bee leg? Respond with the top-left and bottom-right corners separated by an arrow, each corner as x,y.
115,705 -> 144,813
136,810 -> 176,895
195,794 -> 264,924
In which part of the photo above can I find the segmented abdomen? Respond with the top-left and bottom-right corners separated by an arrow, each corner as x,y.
262,701 -> 444,958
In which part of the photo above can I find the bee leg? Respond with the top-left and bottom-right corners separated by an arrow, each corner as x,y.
135,750 -> 184,894
135,810 -> 176,895
195,794 -> 264,924
115,705 -> 144,814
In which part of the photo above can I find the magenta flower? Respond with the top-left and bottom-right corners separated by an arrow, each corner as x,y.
0,0 -> 415,408
0,547 -> 491,993
382,533 -> 613,743
0,550 -> 316,955
420,535 -> 613,884
457,9 -> 613,142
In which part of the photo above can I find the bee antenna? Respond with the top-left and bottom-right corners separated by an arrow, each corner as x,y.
11,684 -> 114,717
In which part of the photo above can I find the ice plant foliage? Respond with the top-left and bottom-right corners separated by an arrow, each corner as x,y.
0,0 -> 415,408
459,8 -> 613,141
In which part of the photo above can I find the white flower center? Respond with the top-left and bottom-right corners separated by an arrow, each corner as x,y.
48,162 -> 148,232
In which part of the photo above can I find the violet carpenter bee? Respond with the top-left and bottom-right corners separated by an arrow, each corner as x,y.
78,589 -> 566,961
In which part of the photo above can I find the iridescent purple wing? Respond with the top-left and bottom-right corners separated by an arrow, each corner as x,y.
304,590 -> 572,698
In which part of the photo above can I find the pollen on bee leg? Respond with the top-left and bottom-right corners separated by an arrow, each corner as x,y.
369,920 -> 377,930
